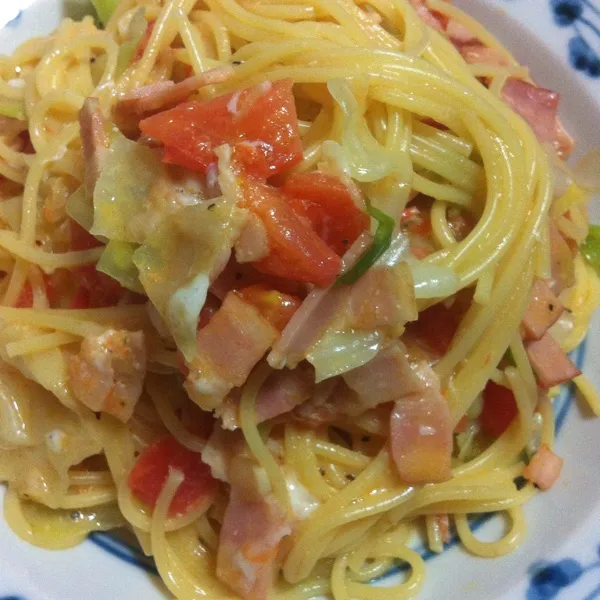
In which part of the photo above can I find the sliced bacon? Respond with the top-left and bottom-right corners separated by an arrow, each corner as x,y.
115,66 -> 234,118
347,264 -> 417,331
235,213 -> 270,264
502,78 -> 559,144
458,43 -> 509,66
390,384 -> 453,484
435,513 -> 451,543
78,97 -> 110,194
292,377 -> 354,424
68,329 -> 146,422
113,66 -> 234,136
184,292 -> 278,411
343,343 -> 424,409
217,465 -> 290,600
446,19 -> 477,44
202,428 -> 290,600
217,365 -> 315,429
549,221 -> 575,294
201,427 -> 246,482
501,78 -> 574,156
267,232 -> 372,369
523,443 -> 563,490
294,342 -> 444,425
526,332 -> 580,389
521,279 -> 564,341
409,0 -> 445,31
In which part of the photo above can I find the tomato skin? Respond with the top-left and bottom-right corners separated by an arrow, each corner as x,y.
236,284 -> 301,331
480,381 -> 518,438
407,302 -> 460,356
241,177 -> 341,287
69,219 -> 103,252
282,172 -> 369,256
69,285 -> 91,309
128,436 -> 218,517
74,265 -> 126,308
139,80 -> 303,179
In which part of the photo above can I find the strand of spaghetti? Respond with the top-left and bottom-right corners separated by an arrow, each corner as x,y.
0,231 -> 103,271
5,331 -> 79,357
54,487 -> 117,509
20,122 -> 79,244
311,438 -> 371,469
454,508 -> 526,558
240,363 -> 291,513
175,7 -> 209,74
150,468 -> 236,599
574,374 -> 600,416
0,308 -> 105,336
2,258 -> 28,307
146,374 -> 206,452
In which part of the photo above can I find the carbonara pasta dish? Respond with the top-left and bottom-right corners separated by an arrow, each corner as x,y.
0,0 -> 599,598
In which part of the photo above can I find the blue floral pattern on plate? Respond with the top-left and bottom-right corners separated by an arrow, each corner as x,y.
550,0 -> 600,77
527,550 -> 600,599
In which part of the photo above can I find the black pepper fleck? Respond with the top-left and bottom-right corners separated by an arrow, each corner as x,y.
342,239 -> 349,245
90,57 -> 96,64
94,412 -> 101,420
208,203 -> 216,211
346,474 -> 355,481
319,468 -> 325,476
548,303 -> 555,311
513,476 -> 527,491
232,60 -> 243,65
361,435 -> 370,443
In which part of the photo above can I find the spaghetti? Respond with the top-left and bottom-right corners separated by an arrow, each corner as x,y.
0,0 -> 598,599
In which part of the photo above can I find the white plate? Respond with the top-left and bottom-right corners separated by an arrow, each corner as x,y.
0,1 -> 599,599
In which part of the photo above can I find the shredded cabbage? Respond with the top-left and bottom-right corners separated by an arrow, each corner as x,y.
66,185 -> 94,232
91,134 -> 165,243
96,240 -> 144,294
409,262 -> 460,299
306,329 -> 382,382
133,199 -> 244,361
0,99 -> 25,121
116,8 -> 147,76
581,224 -> 600,273
91,0 -> 119,26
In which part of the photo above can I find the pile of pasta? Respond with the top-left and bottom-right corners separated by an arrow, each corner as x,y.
0,0 -> 599,599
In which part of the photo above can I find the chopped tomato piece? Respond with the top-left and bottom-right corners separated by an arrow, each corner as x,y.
69,219 -> 103,252
139,79 -> 303,179
282,172 -> 368,256
15,281 -> 33,308
241,177 -> 341,287
74,265 -> 126,308
128,436 -> 218,517
480,381 -> 518,438
70,286 -> 91,309
236,283 -> 301,331
407,303 -> 460,356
